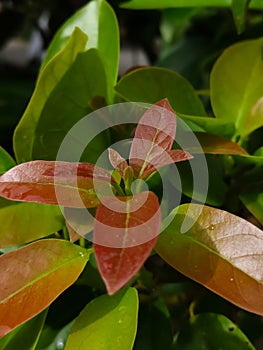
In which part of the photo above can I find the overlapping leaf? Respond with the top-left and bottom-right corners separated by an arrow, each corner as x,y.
94,191 -> 161,294
156,204 -> 263,315
0,239 -> 90,338
65,288 -> 138,350
0,161 -> 113,208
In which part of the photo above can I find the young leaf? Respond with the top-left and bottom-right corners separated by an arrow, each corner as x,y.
0,239 -> 90,338
108,148 -> 128,177
115,67 -> 207,116
129,100 -> 192,178
0,161 -> 113,208
94,191 -> 161,294
65,288 -> 138,350
156,204 -> 263,316
210,37 -> 263,135
174,313 -> 255,350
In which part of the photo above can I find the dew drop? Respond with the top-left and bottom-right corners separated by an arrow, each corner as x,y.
79,252 -> 84,257
118,319 -> 123,324
56,339 -> 64,349
209,225 -> 215,230
230,278 -> 234,282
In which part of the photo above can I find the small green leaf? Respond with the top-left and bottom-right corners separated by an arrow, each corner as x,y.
210,37 -> 263,136
0,239 -> 90,338
174,313 -> 255,350
115,67 -> 207,116
156,204 -> 263,316
240,190 -> 263,225
65,288 -> 138,350
0,147 -> 15,175
232,0 -> 251,34
41,0 -> 119,101
0,310 -> 47,350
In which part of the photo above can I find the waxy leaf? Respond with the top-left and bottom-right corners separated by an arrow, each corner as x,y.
0,310 -> 47,350
94,191 -> 161,294
14,28 -> 88,163
65,288 -> 138,350
41,0 -> 119,101
0,239 -> 90,338
0,161 -> 112,208
210,37 -> 263,135
156,204 -> 263,315
115,67 -> 207,116
0,198 -> 64,248
184,132 -> 247,155
129,99 -> 192,178
174,313 -> 255,350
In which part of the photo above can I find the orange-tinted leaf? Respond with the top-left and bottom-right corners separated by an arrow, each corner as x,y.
185,132 -> 248,155
129,99 -> 178,178
94,191 -> 161,294
156,204 -> 263,316
0,239 -> 90,338
0,161 -> 113,208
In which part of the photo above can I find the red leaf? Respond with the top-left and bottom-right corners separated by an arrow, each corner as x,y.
129,99 -> 191,178
0,161 -> 113,208
108,148 -> 128,177
94,191 -> 161,294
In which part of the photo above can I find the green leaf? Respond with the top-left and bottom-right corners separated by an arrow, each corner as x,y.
121,0 -> 263,9
0,239 -> 90,338
0,198 -> 64,248
0,310 -> 47,350
242,96 -> 263,136
174,313 -> 255,350
156,204 -> 263,316
0,147 -> 15,175
115,67 -> 207,116
133,298 -> 173,350
210,37 -> 263,136
14,28 -> 88,163
36,321 -> 73,350
232,0 -> 251,34
65,288 -> 138,350
94,191 -> 161,294
240,190 -> 263,225
41,0 -> 119,101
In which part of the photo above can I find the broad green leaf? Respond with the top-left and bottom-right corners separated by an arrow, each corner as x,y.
240,191 -> 263,225
121,0 -> 263,9
65,288 -> 138,350
156,204 -> 263,316
184,132 -> 247,155
133,298 -> 173,350
41,0 -> 119,101
13,28 -> 87,163
174,313 -> 255,349
129,99 -> 192,178
94,191 -> 161,294
178,113 -> 236,139
243,96 -> 263,136
0,310 -> 47,350
0,147 -> 15,175
0,239 -> 90,338
210,37 -> 263,135
0,197 -> 64,248
0,161 -> 113,208
232,0 -> 251,34
115,67 -> 207,116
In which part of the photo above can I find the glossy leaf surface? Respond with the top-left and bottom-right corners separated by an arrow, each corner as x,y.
174,313 -> 255,349
14,28 -> 87,163
94,191 -> 161,294
0,161 -> 112,208
121,0 -> 263,9
210,37 -> 263,135
115,67 -> 206,116
0,239 -> 90,338
129,99 -> 192,178
156,204 -> 263,315
41,0 -> 119,100
65,288 -> 138,350
0,310 -> 47,350
0,198 -> 64,248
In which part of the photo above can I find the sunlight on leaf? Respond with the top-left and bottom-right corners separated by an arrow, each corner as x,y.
0,239 -> 90,338
156,204 -> 263,316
